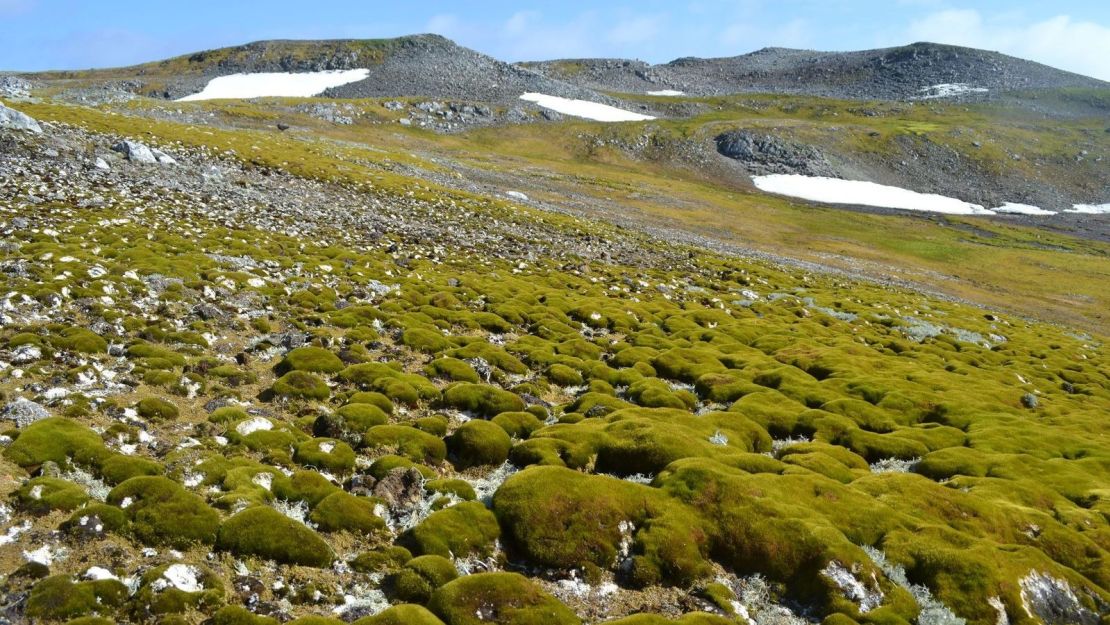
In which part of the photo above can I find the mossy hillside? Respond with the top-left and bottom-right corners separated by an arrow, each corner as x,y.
0,146 -> 1107,625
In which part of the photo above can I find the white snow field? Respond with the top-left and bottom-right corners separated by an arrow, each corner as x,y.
646,90 -> 686,96
519,93 -> 655,122
1066,203 -> 1110,214
177,69 -> 370,101
916,83 -> 989,99
992,202 -> 1057,216
751,174 -> 995,215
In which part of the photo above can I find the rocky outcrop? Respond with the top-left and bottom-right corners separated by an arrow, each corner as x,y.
0,103 -> 42,134
715,130 -> 838,176
111,140 -> 176,165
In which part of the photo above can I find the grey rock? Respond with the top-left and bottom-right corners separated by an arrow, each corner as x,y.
372,467 -> 425,511
0,76 -> 32,98
2,397 -> 49,427
0,103 -> 43,134
11,344 -> 42,364
94,157 -> 110,171
1021,392 -> 1039,409
111,140 -> 158,164
715,130 -> 838,177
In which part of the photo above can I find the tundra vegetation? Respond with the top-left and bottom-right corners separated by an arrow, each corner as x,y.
0,62 -> 1108,625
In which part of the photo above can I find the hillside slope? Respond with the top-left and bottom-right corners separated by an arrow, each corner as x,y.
522,42 -> 1109,100
28,35 -> 618,104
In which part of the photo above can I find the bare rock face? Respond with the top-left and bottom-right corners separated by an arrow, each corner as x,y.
715,130 -> 838,177
371,467 -> 425,512
0,76 -> 32,98
0,103 -> 42,134
2,398 -> 49,428
1019,571 -> 1100,625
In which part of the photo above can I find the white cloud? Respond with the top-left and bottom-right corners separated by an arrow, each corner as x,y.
908,9 -> 1110,81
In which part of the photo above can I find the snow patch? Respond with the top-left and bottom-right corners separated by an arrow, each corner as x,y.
520,93 -> 655,122
178,69 -> 371,101
1066,203 -> 1110,214
992,202 -> 1056,216
154,564 -> 204,593
235,416 -> 273,436
752,174 -> 994,215
646,89 -> 685,96
916,84 -> 989,99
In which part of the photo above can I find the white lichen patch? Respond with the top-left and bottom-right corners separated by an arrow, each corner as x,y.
821,560 -> 884,613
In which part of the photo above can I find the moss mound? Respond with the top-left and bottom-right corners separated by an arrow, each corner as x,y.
352,604 -> 446,625
447,420 -> 512,469
25,575 -> 128,621
442,383 -> 525,417
4,417 -> 109,469
427,572 -> 581,625
107,476 -> 219,547
216,505 -> 335,567
401,501 -> 501,559
280,346 -> 345,373
272,370 -> 330,400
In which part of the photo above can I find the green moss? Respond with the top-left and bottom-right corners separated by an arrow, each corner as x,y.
26,575 -> 128,620
442,384 -> 525,417
279,346 -> 345,373
64,503 -> 129,535
491,411 -> 542,439
132,563 -> 224,616
546,363 -> 584,386
52,327 -> 108,353
294,438 -> 356,472
428,572 -> 581,625
4,417 -> 110,468
351,545 -> 413,573
385,555 -> 459,603
135,396 -> 180,421
209,606 -> 281,625
352,604 -> 446,625
271,470 -> 341,506
335,402 -> 389,428
426,478 -> 477,501
347,391 -> 394,414
401,501 -> 501,558
448,420 -> 512,469
272,370 -> 331,400
309,491 -> 386,535
216,505 -> 335,567
403,327 -> 452,353
364,425 -> 447,464
107,476 -> 219,547
99,454 -> 163,485
425,357 -> 480,383
15,477 -> 90,513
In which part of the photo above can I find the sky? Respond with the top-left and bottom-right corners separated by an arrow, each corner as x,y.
2,0 -> 1110,80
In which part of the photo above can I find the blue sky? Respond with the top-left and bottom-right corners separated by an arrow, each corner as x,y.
3,1 -> 1109,80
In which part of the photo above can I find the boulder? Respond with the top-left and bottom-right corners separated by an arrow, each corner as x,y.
111,140 -> 177,165
2,398 -> 50,428
0,103 -> 42,134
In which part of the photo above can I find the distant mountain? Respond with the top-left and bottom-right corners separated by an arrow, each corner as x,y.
27,35 -> 615,104
521,42 -> 1109,100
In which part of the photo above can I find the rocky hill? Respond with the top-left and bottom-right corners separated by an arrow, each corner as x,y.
28,35 -> 617,104
522,42 -> 1109,100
